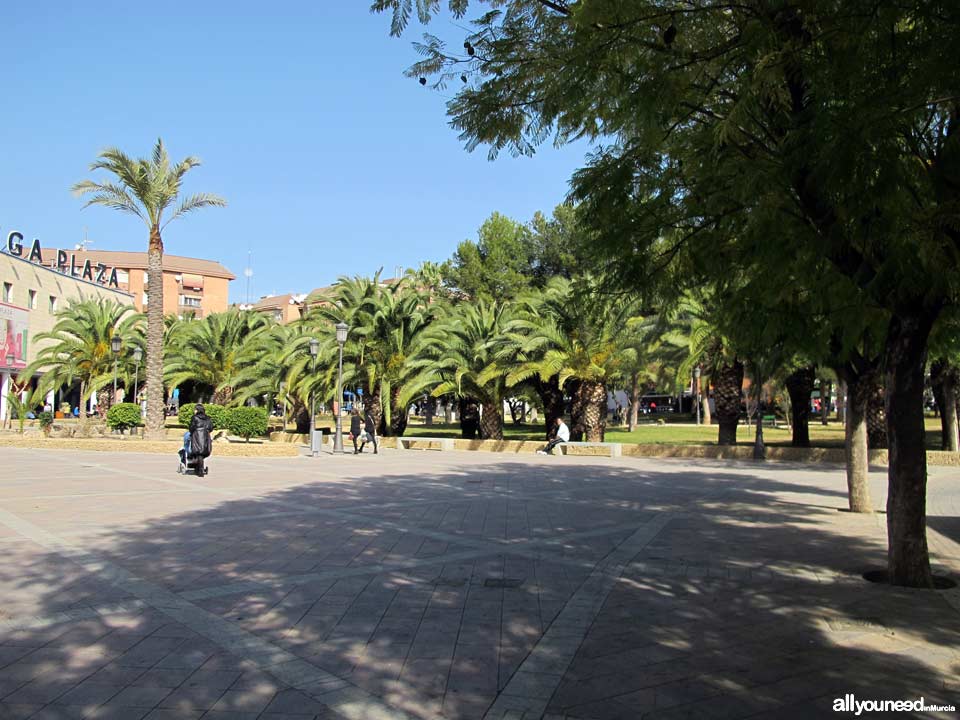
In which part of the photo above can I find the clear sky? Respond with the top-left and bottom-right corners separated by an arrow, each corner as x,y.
1,2 -> 589,303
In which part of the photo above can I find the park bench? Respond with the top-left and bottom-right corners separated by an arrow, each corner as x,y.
762,415 -> 778,428
396,436 -> 457,451
558,441 -> 623,457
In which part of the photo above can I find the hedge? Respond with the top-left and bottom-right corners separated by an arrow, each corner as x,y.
106,403 -> 142,433
178,403 -> 229,430
226,406 -> 269,441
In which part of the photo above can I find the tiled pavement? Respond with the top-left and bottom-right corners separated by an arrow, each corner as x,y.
1,447 -> 959,719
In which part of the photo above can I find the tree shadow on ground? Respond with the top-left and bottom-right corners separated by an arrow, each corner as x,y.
0,451 -> 957,719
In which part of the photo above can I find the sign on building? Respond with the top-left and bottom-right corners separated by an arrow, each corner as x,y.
0,302 -> 28,369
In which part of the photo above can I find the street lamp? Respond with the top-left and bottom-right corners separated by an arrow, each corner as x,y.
309,338 -> 319,457
694,366 -> 702,426
132,347 -> 143,402
111,335 -> 122,405
334,322 -> 348,453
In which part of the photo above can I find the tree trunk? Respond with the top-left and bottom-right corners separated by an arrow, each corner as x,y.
884,310 -> 937,588
785,365 -> 816,447
837,379 -> 846,425
628,372 -> 640,431
575,380 -> 606,442
535,376 -> 565,441
367,384 -> 384,435
752,371 -> 765,460
867,376 -> 887,449
479,397 -> 503,439
144,225 -> 165,440
701,375 -> 712,425
843,370 -> 873,513
930,359 -> 959,451
211,386 -> 233,406
820,379 -> 831,425
388,386 -> 407,436
714,360 -> 743,446
292,402 -> 310,433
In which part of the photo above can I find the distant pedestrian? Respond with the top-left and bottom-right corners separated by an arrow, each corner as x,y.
538,417 -> 570,455
350,408 -> 362,454
359,408 -> 378,454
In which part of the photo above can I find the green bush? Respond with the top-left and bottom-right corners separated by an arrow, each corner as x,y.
178,402 -> 228,430
38,411 -> 54,432
106,403 -> 142,433
226,406 -> 268,441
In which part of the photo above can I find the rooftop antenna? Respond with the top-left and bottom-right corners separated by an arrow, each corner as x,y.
244,250 -> 253,304
75,227 -> 93,251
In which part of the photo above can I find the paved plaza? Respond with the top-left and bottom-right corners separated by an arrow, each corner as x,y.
0,447 -> 958,719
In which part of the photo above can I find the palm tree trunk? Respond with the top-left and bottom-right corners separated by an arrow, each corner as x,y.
479,398 -> 503,439
752,371 -> 765,460
388,386 -> 408,436
535,376 -> 565,441
844,370 -> 873,513
292,401 -> 310,433
930,359 -> 959,451
628,372 -> 640,431
579,380 -> 607,442
144,225 -> 165,440
212,387 -> 233,406
785,365 -> 816,447
714,360 -> 743,446
820,379 -> 832,424
367,384 -> 384,434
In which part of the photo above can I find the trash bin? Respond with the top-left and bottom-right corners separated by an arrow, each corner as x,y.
311,429 -> 324,456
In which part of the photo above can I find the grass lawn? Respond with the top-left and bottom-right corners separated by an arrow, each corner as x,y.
403,416 -> 947,449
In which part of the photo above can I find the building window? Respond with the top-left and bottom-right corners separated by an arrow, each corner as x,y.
116,270 -> 129,285
142,292 -> 149,306
49,295 -> 58,312
180,295 -> 202,308
28,290 -> 37,309
2,283 -> 11,303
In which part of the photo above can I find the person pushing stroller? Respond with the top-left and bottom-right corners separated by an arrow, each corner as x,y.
186,404 -> 213,475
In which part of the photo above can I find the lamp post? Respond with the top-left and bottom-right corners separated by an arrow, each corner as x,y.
309,339 -> 319,457
111,335 -> 122,406
334,322 -> 348,453
132,347 -> 143,402
694,366 -> 702,426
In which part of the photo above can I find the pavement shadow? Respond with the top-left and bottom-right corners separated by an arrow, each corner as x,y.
0,453 -> 957,719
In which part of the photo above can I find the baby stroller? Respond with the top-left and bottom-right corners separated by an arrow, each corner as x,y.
177,431 -> 208,476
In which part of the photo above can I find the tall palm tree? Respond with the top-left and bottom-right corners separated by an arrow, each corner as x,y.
164,309 -> 270,405
22,298 -> 143,412
73,139 -> 225,439
411,299 -> 512,439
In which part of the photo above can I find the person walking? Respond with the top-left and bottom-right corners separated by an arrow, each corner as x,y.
188,404 -> 214,476
359,408 -> 378,454
538,417 -> 570,455
350,408 -> 363,454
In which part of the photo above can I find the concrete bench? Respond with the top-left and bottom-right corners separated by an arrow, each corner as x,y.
559,441 -> 623,458
396,436 -> 456,451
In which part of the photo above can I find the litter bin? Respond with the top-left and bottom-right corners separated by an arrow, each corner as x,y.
311,429 -> 324,457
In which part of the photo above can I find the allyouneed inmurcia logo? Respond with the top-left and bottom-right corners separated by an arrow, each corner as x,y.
833,694 -> 955,715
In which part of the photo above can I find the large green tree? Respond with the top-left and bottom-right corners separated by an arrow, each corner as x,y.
375,0 -> 960,587
73,139 -> 226,439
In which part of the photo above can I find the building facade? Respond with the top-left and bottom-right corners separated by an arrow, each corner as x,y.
0,250 -> 135,421
40,249 -> 235,318
241,293 -> 305,324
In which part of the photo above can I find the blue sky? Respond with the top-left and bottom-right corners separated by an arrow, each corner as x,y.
1,2 -> 589,303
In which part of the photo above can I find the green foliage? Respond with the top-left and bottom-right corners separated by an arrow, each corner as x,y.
106,403 -> 142,432
178,403 -> 228,430
38,411 -> 54,432
226,406 -> 269,440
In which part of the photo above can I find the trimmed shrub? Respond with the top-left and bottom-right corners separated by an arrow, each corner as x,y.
106,403 -> 142,433
226,406 -> 268,441
178,402 -> 228,430
38,411 -> 54,434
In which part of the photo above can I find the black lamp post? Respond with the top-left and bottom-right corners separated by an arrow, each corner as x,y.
309,338 -> 319,456
334,322 -> 348,453
133,347 -> 143,401
111,335 -> 122,405
694,366 -> 702,426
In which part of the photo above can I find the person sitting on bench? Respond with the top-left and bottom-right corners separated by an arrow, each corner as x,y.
539,417 -> 570,455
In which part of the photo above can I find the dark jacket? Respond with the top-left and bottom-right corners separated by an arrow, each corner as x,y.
350,414 -> 361,436
363,412 -> 376,435
189,412 -> 213,458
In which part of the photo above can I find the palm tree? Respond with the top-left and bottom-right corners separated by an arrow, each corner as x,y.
22,298 -> 144,413
505,278 -> 634,442
164,309 -> 270,405
411,299 -> 512,439
73,139 -> 226,439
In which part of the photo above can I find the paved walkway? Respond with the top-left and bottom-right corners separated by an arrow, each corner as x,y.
1,448 -> 958,719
